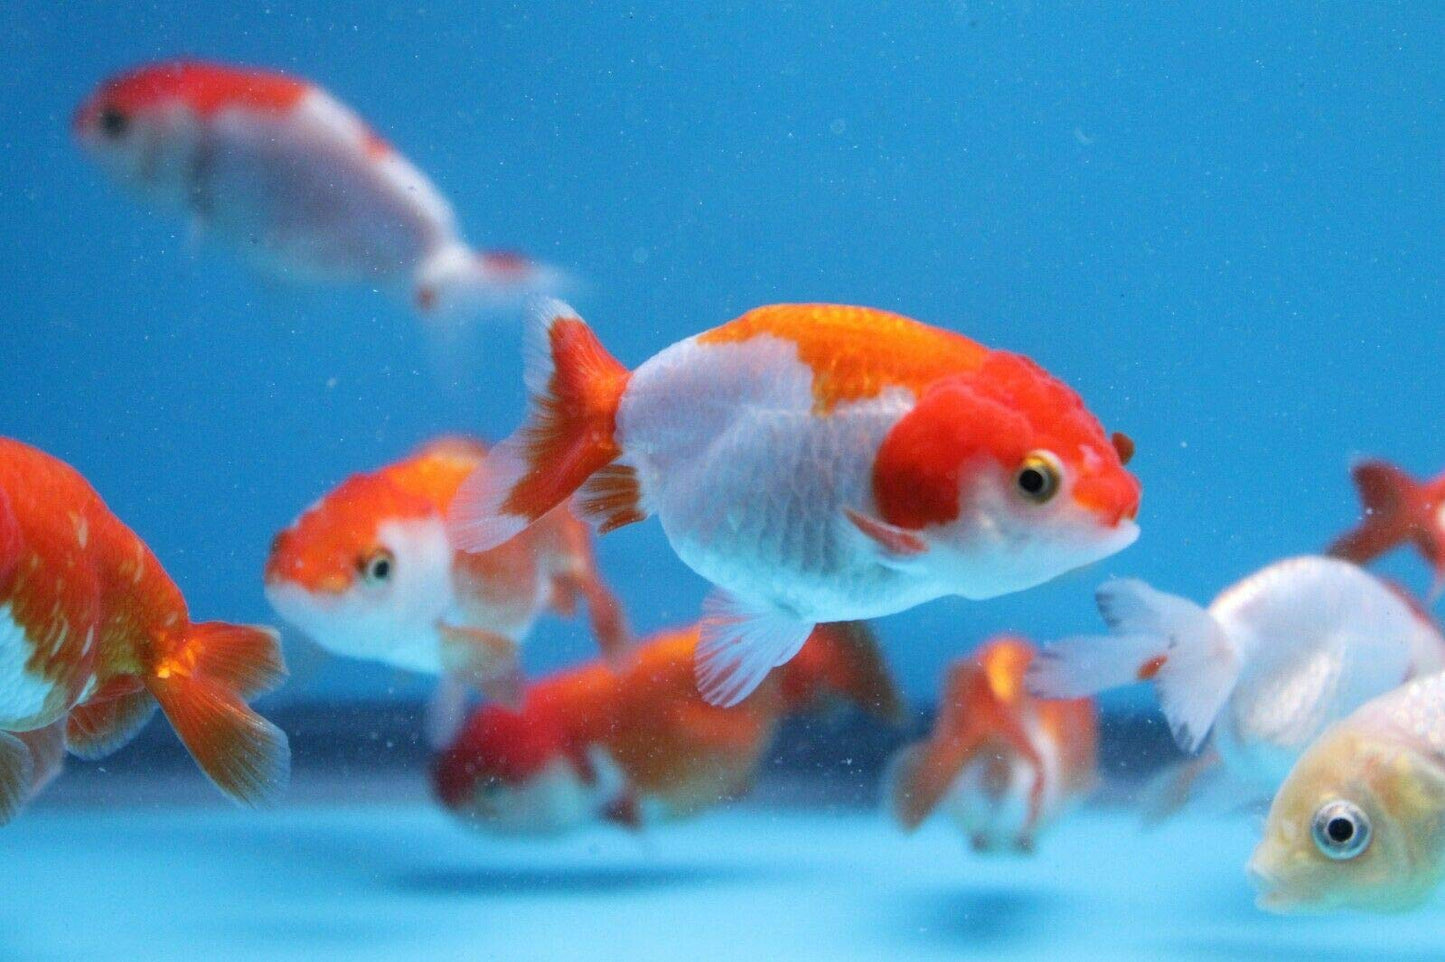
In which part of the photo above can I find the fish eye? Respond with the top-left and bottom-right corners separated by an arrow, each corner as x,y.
1312,800 -> 1371,860
1014,451 -> 1062,504
99,107 -> 129,139
359,548 -> 395,586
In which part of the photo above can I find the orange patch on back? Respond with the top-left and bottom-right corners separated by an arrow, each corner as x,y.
96,60 -> 308,120
697,304 -> 989,414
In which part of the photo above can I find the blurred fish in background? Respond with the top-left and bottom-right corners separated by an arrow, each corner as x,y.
1028,556 -> 1445,818
431,620 -> 901,835
73,59 -> 570,321
1329,459 -> 1445,599
264,437 -> 627,745
888,636 -> 1096,853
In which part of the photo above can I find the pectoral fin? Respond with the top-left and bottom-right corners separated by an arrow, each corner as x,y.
845,509 -> 928,568
439,624 -> 525,709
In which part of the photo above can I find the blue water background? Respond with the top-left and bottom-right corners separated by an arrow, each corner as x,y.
1,1 -> 1440,709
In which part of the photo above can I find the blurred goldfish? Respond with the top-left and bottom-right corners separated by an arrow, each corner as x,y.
1029,556 -> 1445,810
432,620 -> 900,834
74,59 -> 567,317
449,300 -> 1140,708
1250,671 -> 1445,913
265,438 -> 627,741
0,437 -> 288,822
888,636 -> 1096,853
1329,459 -> 1445,595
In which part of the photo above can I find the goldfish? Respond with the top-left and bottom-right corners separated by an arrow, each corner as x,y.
432,620 -> 899,834
1029,556 -> 1445,807
265,438 -> 627,739
1329,459 -> 1445,595
73,59 -> 566,317
0,437 -> 288,822
1249,671 -> 1445,913
888,636 -> 1096,853
448,300 -> 1141,707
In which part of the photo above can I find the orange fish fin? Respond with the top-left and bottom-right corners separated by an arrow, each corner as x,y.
66,679 -> 158,760
16,719 -> 67,799
1328,460 -> 1422,564
578,464 -> 649,535
0,731 -> 35,825
448,300 -> 630,553
695,591 -> 815,708
888,733 -> 980,831
548,521 -> 633,665
845,508 -> 928,566
146,622 -> 290,806
669,700 -> 768,756
780,621 -> 903,723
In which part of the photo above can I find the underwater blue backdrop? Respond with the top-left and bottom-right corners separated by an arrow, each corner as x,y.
2,0 -> 1440,709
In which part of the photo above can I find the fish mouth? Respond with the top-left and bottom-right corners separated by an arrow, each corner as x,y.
1246,857 -> 1296,913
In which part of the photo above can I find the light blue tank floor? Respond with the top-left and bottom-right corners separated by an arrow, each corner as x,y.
2,798 -> 1440,961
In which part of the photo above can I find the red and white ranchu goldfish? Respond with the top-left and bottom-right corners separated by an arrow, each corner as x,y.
73,59 -> 566,317
432,620 -> 900,833
264,438 -> 627,738
0,437 -> 288,823
448,300 -> 1141,708
1029,557 -> 1445,807
1250,671 -> 1445,913
888,636 -> 1096,853
1329,459 -> 1445,596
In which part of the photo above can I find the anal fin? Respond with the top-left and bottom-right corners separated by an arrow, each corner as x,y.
66,677 -> 158,761
0,732 -> 34,826
695,591 -> 814,708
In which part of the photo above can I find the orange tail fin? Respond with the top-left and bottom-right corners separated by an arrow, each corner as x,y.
1329,460 -> 1426,565
146,622 -> 291,806
778,621 -> 903,723
448,300 -> 635,553
549,512 -> 632,663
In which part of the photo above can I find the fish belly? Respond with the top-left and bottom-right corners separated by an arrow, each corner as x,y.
620,335 -> 941,621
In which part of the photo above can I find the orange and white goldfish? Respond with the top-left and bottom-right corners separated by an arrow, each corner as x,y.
0,437 -> 288,822
888,636 -> 1096,853
74,60 -> 566,317
448,300 -> 1141,707
432,620 -> 899,834
1250,671 -> 1445,913
265,438 -> 627,738
1029,557 -> 1445,806
1329,459 -> 1445,595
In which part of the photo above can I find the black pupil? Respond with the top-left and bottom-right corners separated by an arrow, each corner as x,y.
1327,817 -> 1354,844
371,557 -> 390,579
1019,468 -> 1046,494
100,108 -> 128,137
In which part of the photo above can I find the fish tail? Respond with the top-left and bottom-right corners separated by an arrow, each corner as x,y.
1028,579 -> 1238,753
146,621 -> 291,806
448,299 -> 632,553
1328,460 -> 1425,565
779,621 -> 904,723
412,243 -> 571,319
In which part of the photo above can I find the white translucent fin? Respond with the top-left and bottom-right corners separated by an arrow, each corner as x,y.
425,675 -> 471,750
0,731 -> 34,826
1027,631 -> 1166,699
444,299 -> 584,554
695,591 -> 815,708
412,245 -> 572,321
447,443 -> 531,553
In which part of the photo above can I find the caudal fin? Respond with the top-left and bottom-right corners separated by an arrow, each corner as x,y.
146,622 -> 291,806
448,299 -> 632,553
1028,579 -> 1238,753
779,621 -> 903,723
413,245 -> 572,319
1329,460 -> 1431,568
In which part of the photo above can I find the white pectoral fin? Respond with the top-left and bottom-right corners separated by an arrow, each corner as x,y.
695,591 -> 814,708
844,508 -> 929,571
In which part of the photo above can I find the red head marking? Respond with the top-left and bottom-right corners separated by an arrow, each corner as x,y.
75,60 -> 308,134
431,703 -> 567,809
872,351 -> 1141,530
